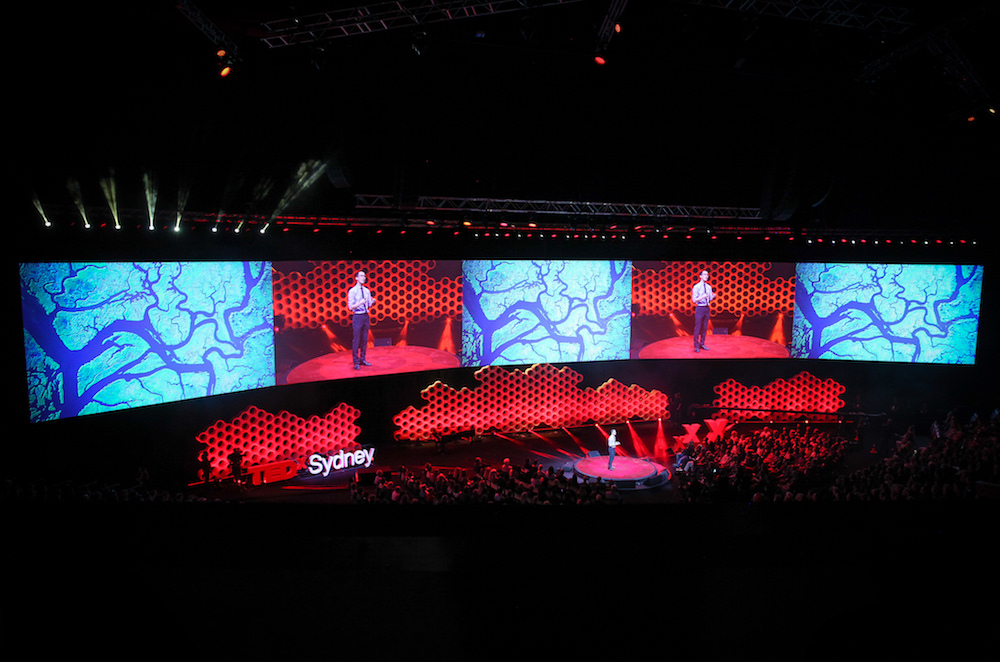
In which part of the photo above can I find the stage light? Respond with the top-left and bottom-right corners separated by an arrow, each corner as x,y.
99,169 -> 121,229
67,178 -> 91,229
32,195 -> 51,227
143,170 -> 158,230
216,48 -> 234,78
594,54 -> 607,65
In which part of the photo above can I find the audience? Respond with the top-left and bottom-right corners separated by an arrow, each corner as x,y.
349,457 -> 622,505
675,408 -> 999,504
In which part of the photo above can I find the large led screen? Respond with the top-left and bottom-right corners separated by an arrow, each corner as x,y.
790,263 -> 984,364
273,260 -> 463,384
462,259 -> 632,367
20,261 -> 275,423
18,258 -> 986,424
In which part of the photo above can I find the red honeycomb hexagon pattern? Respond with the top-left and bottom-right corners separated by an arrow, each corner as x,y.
711,372 -> 846,422
196,403 -> 361,479
393,363 -> 671,441
273,260 -> 462,329
633,261 -> 795,317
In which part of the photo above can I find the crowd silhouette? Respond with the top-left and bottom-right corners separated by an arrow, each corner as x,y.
349,456 -> 623,505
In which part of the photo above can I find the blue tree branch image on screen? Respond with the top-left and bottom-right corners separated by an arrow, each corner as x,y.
790,263 -> 983,364
462,259 -> 632,367
20,261 -> 275,422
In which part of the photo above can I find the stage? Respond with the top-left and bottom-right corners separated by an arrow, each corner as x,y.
638,334 -> 790,359
573,454 -> 671,490
285,346 -> 461,383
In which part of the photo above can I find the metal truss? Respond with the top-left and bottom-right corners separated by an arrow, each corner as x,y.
595,0 -> 628,54
257,0 -> 913,49
176,0 -> 241,58
258,0 -> 584,48
355,194 -> 763,222
856,4 -> 994,107
682,0 -> 915,34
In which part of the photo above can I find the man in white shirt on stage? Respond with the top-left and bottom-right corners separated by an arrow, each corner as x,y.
348,270 -> 375,369
692,269 -> 714,353
607,428 -> 620,470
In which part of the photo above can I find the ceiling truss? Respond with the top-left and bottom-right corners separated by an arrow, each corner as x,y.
258,0 -> 584,48
255,0 -> 915,50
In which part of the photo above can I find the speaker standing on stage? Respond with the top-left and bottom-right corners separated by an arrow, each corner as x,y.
348,270 -> 374,370
607,428 -> 620,470
692,269 -> 715,353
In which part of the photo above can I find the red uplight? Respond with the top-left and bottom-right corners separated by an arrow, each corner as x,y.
594,55 -> 607,65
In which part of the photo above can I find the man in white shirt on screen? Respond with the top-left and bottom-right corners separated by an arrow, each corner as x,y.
348,270 -> 375,369
692,269 -> 714,353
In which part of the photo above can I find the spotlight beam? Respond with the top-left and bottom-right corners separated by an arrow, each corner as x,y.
31,194 -> 51,227
143,170 -> 158,230
99,168 -> 120,229
67,178 -> 90,229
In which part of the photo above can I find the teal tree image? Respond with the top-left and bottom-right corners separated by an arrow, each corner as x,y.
791,263 -> 983,364
20,261 -> 275,422
462,260 -> 632,367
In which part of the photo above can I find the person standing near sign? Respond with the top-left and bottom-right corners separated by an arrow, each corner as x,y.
348,270 -> 375,370
607,428 -> 620,470
692,269 -> 715,353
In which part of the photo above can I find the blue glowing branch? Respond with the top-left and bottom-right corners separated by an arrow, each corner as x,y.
791,263 -> 982,364
20,261 -> 275,422
462,260 -> 631,367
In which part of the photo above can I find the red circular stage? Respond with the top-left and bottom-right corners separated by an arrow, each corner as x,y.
573,455 -> 670,489
638,335 -> 790,359
286,346 -> 461,383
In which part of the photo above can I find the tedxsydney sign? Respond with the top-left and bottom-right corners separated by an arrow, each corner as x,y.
306,447 -> 377,477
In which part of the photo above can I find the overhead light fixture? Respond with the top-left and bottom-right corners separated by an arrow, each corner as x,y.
217,48 -> 235,77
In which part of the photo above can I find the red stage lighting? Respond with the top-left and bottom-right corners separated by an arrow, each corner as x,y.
594,54 -> 607,65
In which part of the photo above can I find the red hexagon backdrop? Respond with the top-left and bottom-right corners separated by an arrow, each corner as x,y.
712,371 -> 846,422
392,363 -> 672,441
196,403 -> 361,480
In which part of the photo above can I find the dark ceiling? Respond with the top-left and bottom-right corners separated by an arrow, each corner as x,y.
14,1 -> 999,233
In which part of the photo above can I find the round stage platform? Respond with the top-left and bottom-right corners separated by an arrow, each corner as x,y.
638,334 -> 790,359
286,346 -> 461,383
573,455 -> 671,490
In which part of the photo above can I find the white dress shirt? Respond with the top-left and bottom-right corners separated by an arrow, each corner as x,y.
348,284 -> 372,314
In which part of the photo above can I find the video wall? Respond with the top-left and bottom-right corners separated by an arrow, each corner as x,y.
20,259 -> 984,423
